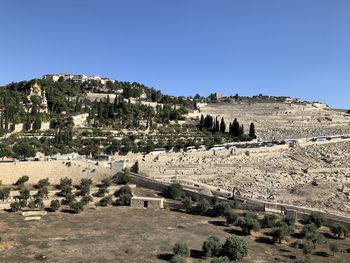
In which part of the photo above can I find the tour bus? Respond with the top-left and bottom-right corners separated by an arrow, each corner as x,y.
209,144 -> 226,151
148,148 -> 166,155
186,146 -> 197,153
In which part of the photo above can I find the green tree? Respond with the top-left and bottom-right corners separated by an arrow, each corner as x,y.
165,183 -> 184,200
182,197 -> 193,213
15,176 -> 29,187
219,117 -> 226,133
81,195 -> 93,205
114,185 -> 132,197
249,123 -> 256,139
330,223 -> 348,239
10,201 -> 21,212
221,235 -> 248,261
307,212 -> 324,228
0,187 -> 10,201
98,196 -> 113,206
212,201 -> 231,217
329,243 -> 339,256
196,199 -> 210,215
271,222 -> 293,244
225,210 -> 239,225
36,178 -> 50,189
50,199 -> 60,212
116,193 -> 132,206
69,201 -> 84,213
13,142 -> 36,160
19,188 -> 30,200
261,214 -> 278,228
302,224 -> 317,240
202,236 -> 221,258
119,168 -> 131,184
173,242 -> 190,257
237,214 -> 261,235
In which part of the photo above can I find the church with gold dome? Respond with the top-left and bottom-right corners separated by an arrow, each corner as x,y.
26,82 -> 48,113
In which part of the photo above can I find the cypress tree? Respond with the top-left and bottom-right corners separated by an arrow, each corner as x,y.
232,118 -> 240,137
220,117 -> 226,133
249,123 -> 257,139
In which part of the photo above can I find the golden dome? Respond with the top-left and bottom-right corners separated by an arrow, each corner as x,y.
32,81 -> 42,93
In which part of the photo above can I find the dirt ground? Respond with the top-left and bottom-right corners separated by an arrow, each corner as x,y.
0,205 -> 349,263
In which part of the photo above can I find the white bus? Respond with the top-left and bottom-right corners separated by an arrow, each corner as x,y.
148,148 -> 166,155
209,145 -> 226,151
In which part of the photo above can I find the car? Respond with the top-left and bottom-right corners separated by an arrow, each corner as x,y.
186,146 -> 197,153
209,145 -> 226,151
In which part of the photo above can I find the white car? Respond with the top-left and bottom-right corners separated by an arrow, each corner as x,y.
209,145 -> 226,151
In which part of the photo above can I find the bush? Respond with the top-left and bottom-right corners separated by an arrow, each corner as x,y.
261,214 -> 278,228
221,235 -> 248,261
101,178 -> 112,188
116,193 -> 132,206
202,236 -> 221,257
28,201 -> 36,209
119,168 -> 131,184
271,222 -> 293,243
94,186 -> 108,197
19,188 -> 30,200
81,195 -> 93,205
15,176 -> 29,186
99,196 -> 113,206
10,201 -> 21,212
196,199 -> 211,215
225,210 -> 239,225
131,161 -> 139,173
62,193 -> 76,205
212,201 -> 231,217
169,255 -> 186,263
211,256 -> 229,263
58,184 -> 72,197
307,212 -> 324,228
79,178 -> 93,196
34,197 -> 44,210
302,224 -> 317,239
35,187 -> 48,198
329,243 -> 339,256
69,201 -> 84,213
0,187 -> 10,201
282,216 -> 295,227
302,241 -> 313,255
165,183 -> 184,200
173,242 -> 190,257
114,186 -> 132,197
237,214 -> 260,235
330,223 -> 348,239
59,177 -> 72,188
19,199 -> 27,208
182,197 -> 193,212
36,178 -> 50,189
50,199 -> 60,212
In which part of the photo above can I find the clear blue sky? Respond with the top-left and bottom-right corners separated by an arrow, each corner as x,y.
0,1 -> 349,108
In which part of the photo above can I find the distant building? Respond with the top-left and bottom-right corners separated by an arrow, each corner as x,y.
209,92 -> 223,101
26,82 -> 48,113
42,73 -> 112,84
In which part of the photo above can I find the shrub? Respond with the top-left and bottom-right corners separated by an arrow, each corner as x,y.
10,201 -> 21,212
302,241 -> 313,255
79,178 -> 93,196
271,222 -> 293,243
81,195 -> 93,205
169,255 -> 186,263
34,197 -> 44,210
99,196 -> 113,206
58,184 -> 72,197
131,161 -> 139,173
15,176 -> 29,186
19,199 -> 27,208
69,201 -> 84,213
221,235 -> 248,261
302,224 -> 317,239
202,236 -> 221,257
19,188 -> 30,200
211,256 -> 229,263
119,168 -> 131,184
114,186 -> 132,197
173,242 -> 190,257
36,178 -> 50,189
59,177 -> 72,188
94,186 -> 108,197
101,178 -> 112,188
28,201 -> 36,209
0,187 -> 10,201
329,243 -> 339,256
307,212 -> 324,228
212,201 -> 231,217
225,210 -> 239,225
182,197 -> 193,212
50,199 -> 60,212
261,214 -> 278,228
165,183 -> 184,200
116,193 -> 132,206
282,216 -> 295,227
330,223 -> 348,239
62,193 -> 76,205
237,214 -> 260,235
35,187 -> 48,198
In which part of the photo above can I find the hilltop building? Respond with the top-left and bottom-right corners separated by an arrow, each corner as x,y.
42,73 -> 113,85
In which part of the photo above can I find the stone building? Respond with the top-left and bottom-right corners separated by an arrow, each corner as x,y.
130,196 -> 165,209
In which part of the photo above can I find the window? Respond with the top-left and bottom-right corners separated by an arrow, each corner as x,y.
143,201 -> 148,208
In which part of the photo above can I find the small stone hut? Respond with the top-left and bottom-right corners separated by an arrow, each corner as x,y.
130,196 -> 165,209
